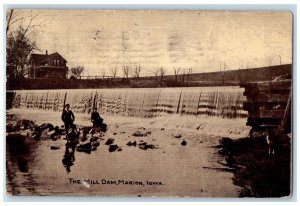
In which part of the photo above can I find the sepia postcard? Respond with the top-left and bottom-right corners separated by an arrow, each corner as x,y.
5,9 -> 292,197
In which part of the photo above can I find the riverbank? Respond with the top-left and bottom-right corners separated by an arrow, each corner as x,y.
217,135 -> 292,197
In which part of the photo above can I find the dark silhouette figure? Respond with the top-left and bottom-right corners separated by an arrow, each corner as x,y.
61,104 -> 75,134
91,107 -> 103,128
62,141 -> 76,173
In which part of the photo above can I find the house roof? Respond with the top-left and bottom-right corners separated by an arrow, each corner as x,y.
30,52 -> 68,64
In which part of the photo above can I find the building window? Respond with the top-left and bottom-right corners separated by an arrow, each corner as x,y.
53,59 -> 60,66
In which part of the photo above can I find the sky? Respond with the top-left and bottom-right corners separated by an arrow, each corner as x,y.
9,10 -> 292,76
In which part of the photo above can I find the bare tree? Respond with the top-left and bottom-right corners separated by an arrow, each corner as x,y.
186,67 -> 193,86
111,67 -> 118,78
154,69 -> 160,81
101,69 -> 106,79
70,66 -> 84,79
181,69 -> 186,85
173,67 -> 181,82
279,54 -> 282,65
266,55 -> 275,67
6,9 -> 40,37
133,65 -> 141,79
122,65 -> 130,79
6,10 -> 41,81
222,62 -> 226,85
159,67 -> 166,86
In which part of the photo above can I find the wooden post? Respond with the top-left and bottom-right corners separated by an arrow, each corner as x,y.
176,91 -> 182,114
278,88 -> 291,134
63,92 -> 67,110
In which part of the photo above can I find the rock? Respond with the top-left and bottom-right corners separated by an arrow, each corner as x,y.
91,141 -> 100,148
173,133 -> 182,138
50,146 -> 60,150
117,148 -> 122,152
120,131 -> 126,134
113,132 -> 117,135
20,130 -> 30,137
80,135 -> 88,142
181,140 -> 187,146
138,142 -> 155,150
32,132 -> 41,141
21,119 -> 36,129
47,130 -> 56,136
41,131 -> 50,139
77,142 -> 92,153
90,136 -> 99,142
108,144 -> 119,152
146,131 -> 151,135
40,123 -> 54,132
50,134 -> 60,141
161,128 -> 165,130
105,138 -> 115,145
127,141 -> 137,147
93,133 -> 102,138
13,124 -> 21,132
6,124 -> 14,133
132,130 -> 146,137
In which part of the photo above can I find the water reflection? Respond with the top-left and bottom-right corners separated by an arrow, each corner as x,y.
62,141 -> 76,173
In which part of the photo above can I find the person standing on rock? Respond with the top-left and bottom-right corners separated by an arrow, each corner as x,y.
61,104 -> 75,134
91,107 -> 103,128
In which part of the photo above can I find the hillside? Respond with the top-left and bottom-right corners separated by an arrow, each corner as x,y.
7,64 -> 292,90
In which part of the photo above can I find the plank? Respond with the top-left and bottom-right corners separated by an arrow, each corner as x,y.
248,110 -> 285,119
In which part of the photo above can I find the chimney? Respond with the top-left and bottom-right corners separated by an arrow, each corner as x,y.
46,50 -> 48,55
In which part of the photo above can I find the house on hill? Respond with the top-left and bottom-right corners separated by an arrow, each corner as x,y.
28,51 -> 68,79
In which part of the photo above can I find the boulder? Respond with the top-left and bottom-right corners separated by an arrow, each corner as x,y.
90,136 -> 99,142
127,141 -> 137,147
50,134 -> 60,141
91,141 -> 100,148
132,130 -> 148,137
47,130 -> 56,136
173,133 -> 182,138
20,119 -> 36,129
138,142 -> 155,150
77,142 -> 92,153
105,138 -> 115,145
181,140 -> 187,146
108,144 -> 119,152
50,146 -> 60,150
32,132 -> 41,141
40,123 -> 54,132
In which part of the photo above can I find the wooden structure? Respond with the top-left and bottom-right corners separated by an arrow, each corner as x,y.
241,78 -> 292,137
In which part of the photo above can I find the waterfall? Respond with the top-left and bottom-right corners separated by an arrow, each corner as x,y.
9,87 -> 247,118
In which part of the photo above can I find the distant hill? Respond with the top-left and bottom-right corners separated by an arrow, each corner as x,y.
7,64 -> 292,90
